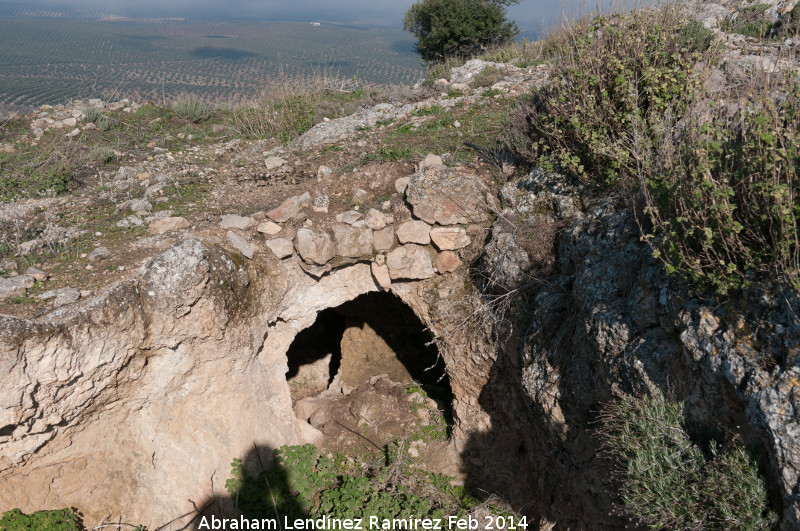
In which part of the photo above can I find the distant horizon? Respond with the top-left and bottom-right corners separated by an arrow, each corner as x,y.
0,0 -> 647,30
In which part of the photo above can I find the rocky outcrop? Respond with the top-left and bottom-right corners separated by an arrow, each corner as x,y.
478,168 -> 800,528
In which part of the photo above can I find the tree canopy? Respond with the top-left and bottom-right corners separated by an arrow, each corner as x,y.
403,0 -> 520,63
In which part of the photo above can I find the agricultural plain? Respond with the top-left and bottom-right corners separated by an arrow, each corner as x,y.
0,13 -> 425,110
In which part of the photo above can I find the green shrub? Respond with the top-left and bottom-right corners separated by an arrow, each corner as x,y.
82,106 -> 102,123
0,161 -> 74,201
403,0 -> 519,63
473,65 -> 502,88
722,4 -> 772,38
171,97 -> 211,123
88,146 -> 114,164
508,5 -> 715,186
642,77 -> 800,294
601,393 -> 777,529
0,508 -> 82,530
94,113 -> 115,131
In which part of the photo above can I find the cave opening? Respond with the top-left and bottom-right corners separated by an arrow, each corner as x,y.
285,291 -> 453,438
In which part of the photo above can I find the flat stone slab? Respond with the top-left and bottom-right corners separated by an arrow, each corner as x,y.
430,227 -> 470,250
296,228 -> 335,265
227,231 -> 255,259
38,287 -> 81,307
372,227 -> 395,251
265,238 -> 293,259
335,210 -> 363,225
386,244 -> 437,280
220,214 -> 256,230
396,220 -> 431,245
257,221 -> 283,235
406,167 -> 489,225
436,251 -> 463,273
333,224 -> 373,258
0,276 -> 33,301
149,217 -> 189,234
265,156 -> 287,170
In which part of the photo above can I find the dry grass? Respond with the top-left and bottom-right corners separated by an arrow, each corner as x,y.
229,67 -> 369,142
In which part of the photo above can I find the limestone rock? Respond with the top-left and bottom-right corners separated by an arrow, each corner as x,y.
23,267 -> 47,282
430,227 -> 470,250
313,195 -> 330,214
352,188 -> 370,203
296,228 -> 335,265
333,224 -> 373,258
88,246 -> 110,262
148,216 -> 189,234
287,354 -> 332,400
406,167 -> 489,225
265,238 -> 293,259
418,153 -> 443,170
17,239 -> 42,256
265,156 -> 287,170
450,59 -> 507,84
266,197 -> 299,223
395,176 -> 411,195
220,214 -> 256,230
365,209 -> 387,230
0,276 -> 31,300
482,228 -> 530,290
396,220 -> 431,245
227,231 -> 255,259
386,244 -> 436,279
335,211 -> 362,225
372,227 -> 395,251
117,215 -> 143,228
257,221 -> 283,235
128,199 -> 152,213
435,251 -> 462,273
37,287 -> 80,307
371,262 -> 391,290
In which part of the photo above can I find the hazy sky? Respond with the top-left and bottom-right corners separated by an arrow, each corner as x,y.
0,0 -> 634,28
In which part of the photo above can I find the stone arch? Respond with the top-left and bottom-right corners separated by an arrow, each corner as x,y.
285,290 -> 450,402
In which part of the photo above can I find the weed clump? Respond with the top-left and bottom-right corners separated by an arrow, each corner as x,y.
171,97 -> 211,123
601,392 -> 777,529
508,5 -> 715,186
641,77 -> 800,294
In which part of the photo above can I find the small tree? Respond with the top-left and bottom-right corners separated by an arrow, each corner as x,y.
403,0 -> 520,63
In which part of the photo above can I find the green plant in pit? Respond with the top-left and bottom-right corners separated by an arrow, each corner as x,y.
508,4 -> 716,186
171,97 -> 211,123
641,76 -> 800,294
601,392 -> 777,529
0,508 -> 81,531
225,444 -> 482,522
